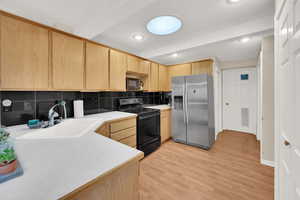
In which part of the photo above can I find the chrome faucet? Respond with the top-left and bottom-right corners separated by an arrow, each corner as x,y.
48,101 -> 67,127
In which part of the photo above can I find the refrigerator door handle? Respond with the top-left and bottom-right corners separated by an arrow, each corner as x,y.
185,85 -> 189,124
183,92 -> 186,124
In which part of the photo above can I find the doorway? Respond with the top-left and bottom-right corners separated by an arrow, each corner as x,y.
222,67 -> 257,134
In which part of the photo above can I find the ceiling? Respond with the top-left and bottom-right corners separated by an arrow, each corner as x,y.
0,0 -> 274,65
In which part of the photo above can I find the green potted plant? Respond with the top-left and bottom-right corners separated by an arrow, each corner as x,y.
0,128 -> 17,175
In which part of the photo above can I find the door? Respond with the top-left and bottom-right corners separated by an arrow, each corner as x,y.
275,0 -> 300,199
127,55 -> 140,73
109,50 -> 127,91
85,42 -> 109,90
159,65 -> 169,91
52,32 -> 84,90
191,60 -> 213,75
186,75 -> 210,148
171,76 -> 186,143
0,15 -> 49,89
149,62 -> 159,91
222,68 -> 257,134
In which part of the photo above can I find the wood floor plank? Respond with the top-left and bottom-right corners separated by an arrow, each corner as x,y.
139,131 -> 274,200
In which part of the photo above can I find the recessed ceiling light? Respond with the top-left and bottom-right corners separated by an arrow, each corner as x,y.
132,34 -> 144,41
171,53 -> 179,57
227,0 -> 240,3
147,16 -> 182,35
240,37 -> 250,43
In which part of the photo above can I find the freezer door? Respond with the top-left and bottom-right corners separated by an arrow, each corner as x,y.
171,76 -> 187,144
185,75 -> 210,149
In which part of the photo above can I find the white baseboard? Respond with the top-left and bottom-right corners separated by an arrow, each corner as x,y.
261,159 -> 275,167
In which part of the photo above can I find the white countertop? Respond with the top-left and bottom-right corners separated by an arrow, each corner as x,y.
144,104 -> 171,110
1,111 -> 142,200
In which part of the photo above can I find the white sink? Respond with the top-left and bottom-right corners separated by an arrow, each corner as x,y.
17,118 -> 104,139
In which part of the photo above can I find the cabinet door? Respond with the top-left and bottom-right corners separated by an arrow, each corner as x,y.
127,55 -> 140,73
85,42 -> 109,90
149,62 -> 159,91
168,63 -> 192,88
139,60 -> 150,75
140,60 -> 151,91
159,65 -> 170,91
110,50 -> 127,91
160,110 -> 171,143
191,60 -> 213,75
52,32 -> 84,90
160,115 -> 168,143
0,15 -> 49,89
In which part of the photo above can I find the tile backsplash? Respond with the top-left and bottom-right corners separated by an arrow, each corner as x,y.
0,91 -> 170,126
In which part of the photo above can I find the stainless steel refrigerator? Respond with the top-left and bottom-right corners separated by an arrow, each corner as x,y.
171,74 -> 215,149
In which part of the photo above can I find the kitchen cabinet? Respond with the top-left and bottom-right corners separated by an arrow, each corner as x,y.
191,60 -> 213,75
96,117 -> 137,148
127,55 -> 140,73
52,32 -> 84,90
0,15 -> 49,90
85,42 -> 109,90
159,65 -> 170,91
140,60 -> 151,75
139,60 -> 151,91
61,156 -> 140,200
110,50 -> 127,91
168,63 -> 192,87
160,109 -> 171,143
149,62 -> 159,91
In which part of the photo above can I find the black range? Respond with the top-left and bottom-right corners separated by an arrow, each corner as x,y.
119,98 -> 161,156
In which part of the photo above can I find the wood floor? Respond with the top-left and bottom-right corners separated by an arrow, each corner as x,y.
139,131 -> 274,200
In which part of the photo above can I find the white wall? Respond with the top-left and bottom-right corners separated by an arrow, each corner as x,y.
260,36 -> 275,163
212,58 -> 222,137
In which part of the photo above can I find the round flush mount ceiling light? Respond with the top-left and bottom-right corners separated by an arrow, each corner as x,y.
171,53 -> 179,57
227,0 -> 240,3
240,37 -> 250,43
132,33 -> 144,41
147,16 -> 182,35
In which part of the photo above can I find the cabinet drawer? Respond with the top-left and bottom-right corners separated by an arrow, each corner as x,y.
110,118 -> 136,133
119,135 -> 136,147
111,127 -> 136,141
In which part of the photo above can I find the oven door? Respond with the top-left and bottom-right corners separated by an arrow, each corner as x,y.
137,112 -> 160,147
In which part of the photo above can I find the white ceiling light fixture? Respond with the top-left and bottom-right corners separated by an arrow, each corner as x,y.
147,16 -> 182,35
132,33 -> 144,41
240,37 -> 250,43
171,53 -> 179,57
227,0 -> 241,4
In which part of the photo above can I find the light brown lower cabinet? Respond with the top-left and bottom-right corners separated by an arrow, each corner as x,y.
61,156 -> 141,200
160,109 -> 171,143
96,117 -> 137,148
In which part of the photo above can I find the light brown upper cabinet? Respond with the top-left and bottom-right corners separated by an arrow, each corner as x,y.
0,15 -> 49,90
110,50 -> 127,91
191,60 -> 213,75
139,60 -> 151,91
85,42 -> 109,91
52,32 -> 84,90
159,65 -> 170,91
168,63 -> 192,86
149,62 -> 159,91
139,60 -> 151,75
127,55 -> 140,73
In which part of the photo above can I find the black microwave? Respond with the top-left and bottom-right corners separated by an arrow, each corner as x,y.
126,78 -> 143,91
